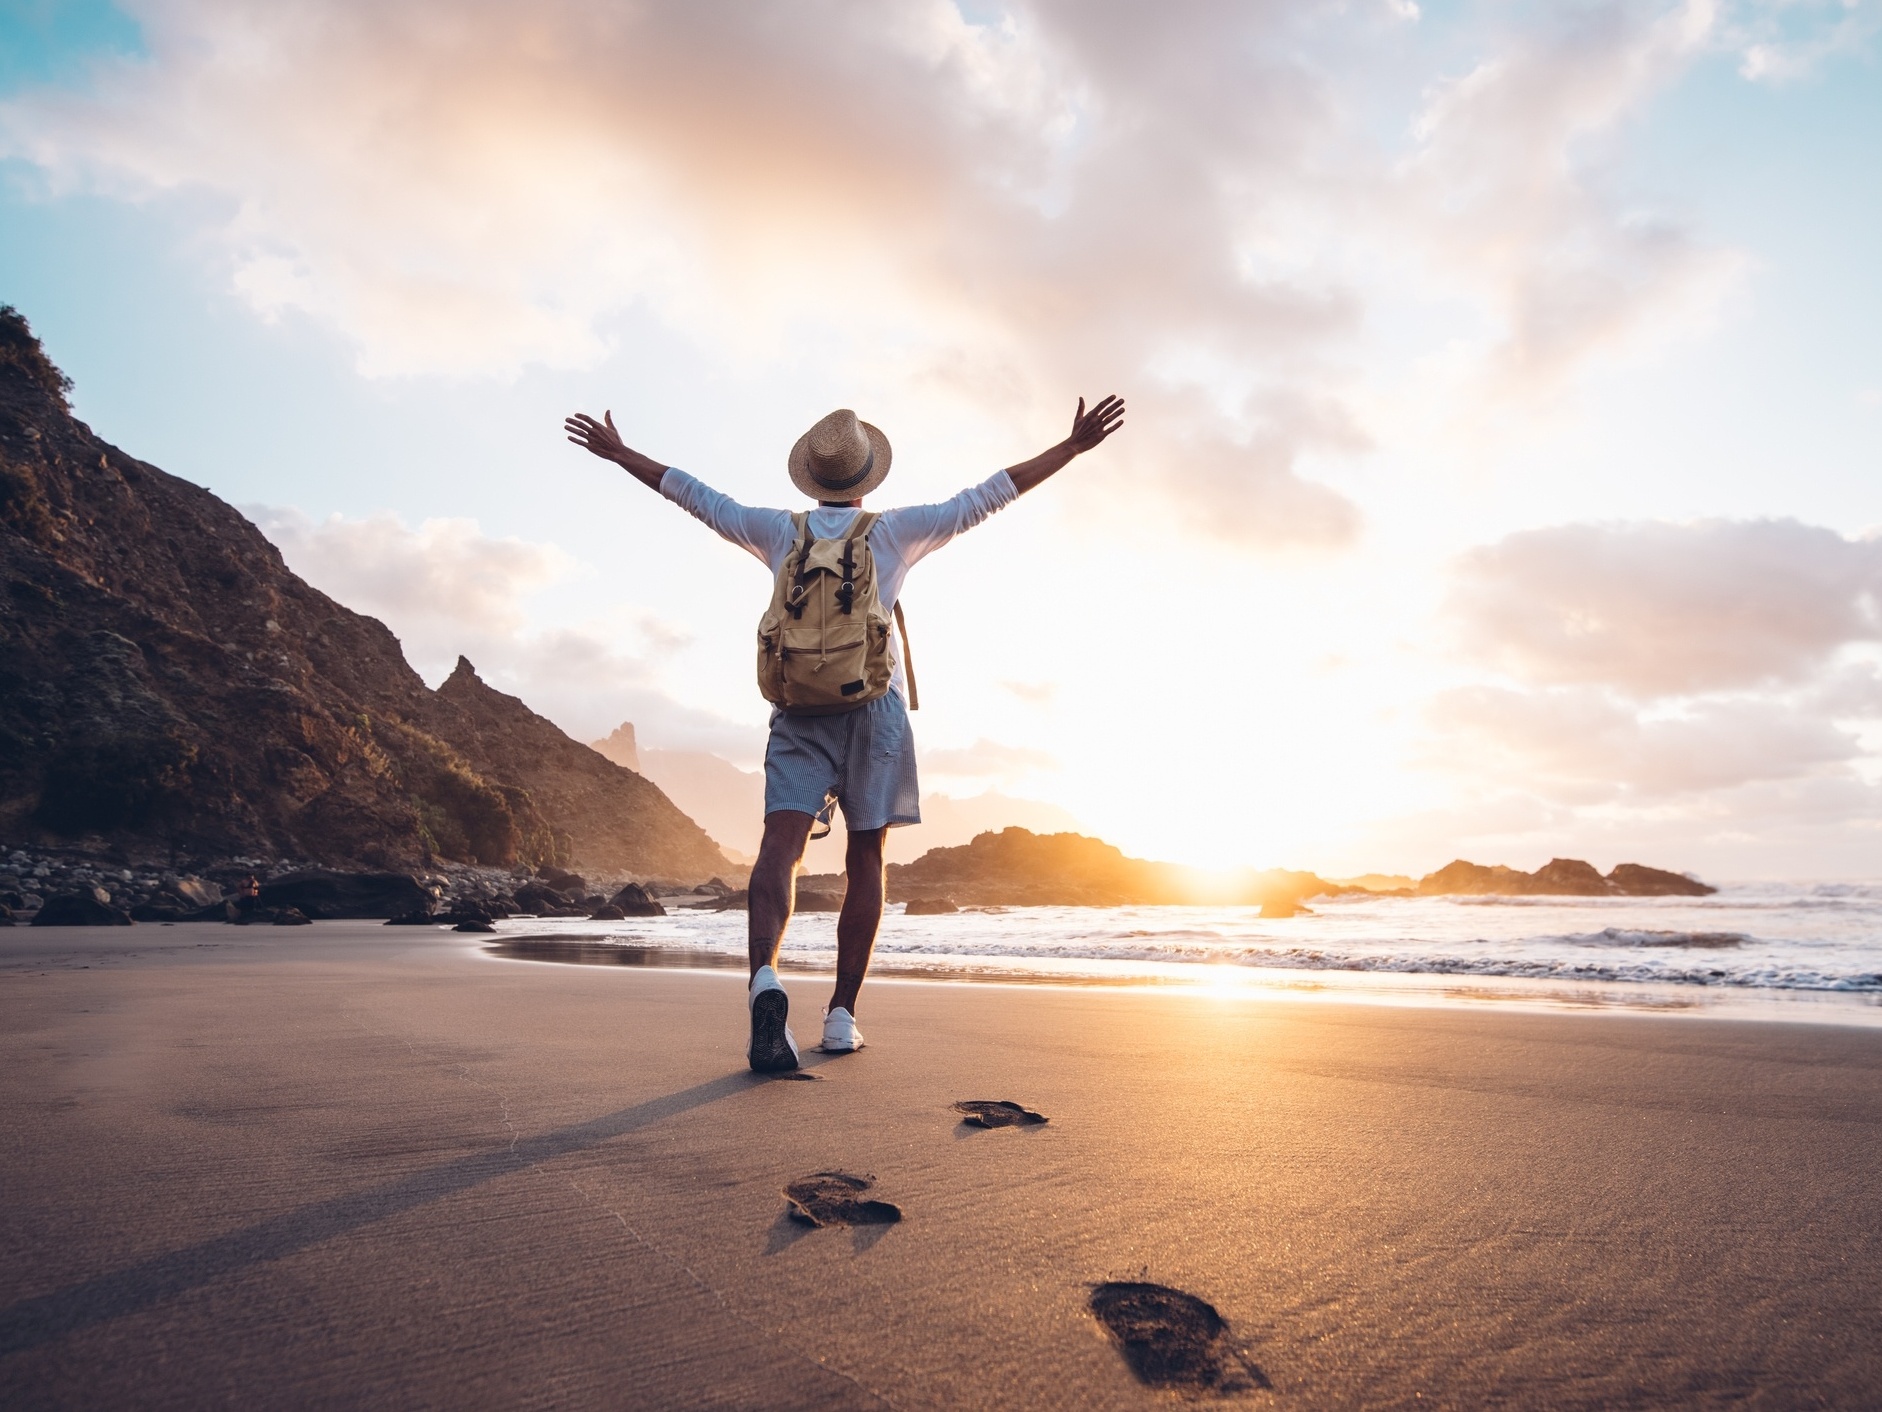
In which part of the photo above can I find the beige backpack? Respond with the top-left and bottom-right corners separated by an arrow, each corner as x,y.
756,511 -> 918,715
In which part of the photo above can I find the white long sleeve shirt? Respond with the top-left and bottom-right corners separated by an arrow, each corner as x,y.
660,467 -> 1019,701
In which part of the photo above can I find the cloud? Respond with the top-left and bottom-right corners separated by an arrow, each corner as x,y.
1396,0 -> 1741,395
921,737 -> 1059,778
999,679 -> 1058,704
1731,0 -> 1882,83
253,507 -> 573,639
1448,518 -> 1882,696
1425,684 -> 1861,799
3,0 -> 1746,549
254,505 -> 759,756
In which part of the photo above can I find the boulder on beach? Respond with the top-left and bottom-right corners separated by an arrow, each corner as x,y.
271,907 -> 312,926
257,870 -> 431,919
904,897 -> 958,915
607,883 -> 666,918
511,881 -> 585,915
588,903 -> 627,920
167,876 -> 221,908
384,909 -> 438,926
795,890 -> 844,913
32,890 -> 133,926
454,918 -> 497,933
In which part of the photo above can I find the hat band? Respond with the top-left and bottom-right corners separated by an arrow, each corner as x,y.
814,443 -> 875,491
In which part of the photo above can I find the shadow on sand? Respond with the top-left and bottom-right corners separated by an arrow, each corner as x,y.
0,1069 -> 769,1355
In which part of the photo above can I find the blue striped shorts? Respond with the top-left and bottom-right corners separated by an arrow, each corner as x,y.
763,692 -> 920,833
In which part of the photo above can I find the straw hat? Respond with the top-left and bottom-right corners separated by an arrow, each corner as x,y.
788,409 -> 892,501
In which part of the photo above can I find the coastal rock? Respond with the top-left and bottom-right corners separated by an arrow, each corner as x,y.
0,904 -> 13,925
257,870 -> 431,919
1259,897 -> 1313,918
453,918 -> 496,933
167,876 -> 220,908
32,890 -> 133,926
1608,863 -> 1715,897
513,881 -> 577,914
1417,857 -> 1716,897
886,828 -> 1338,910
1416,860 -> 1536,896
0,308 -> 728,880
271,907 -> 312,925
1529,858 -> 1613,895
796,890 -> 844,913
587,903 -> 627,920
606,883 -> 666,918
384,909 -> 439,925
904,897 -> 958,915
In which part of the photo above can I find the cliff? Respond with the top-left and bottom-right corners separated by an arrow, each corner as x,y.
0,306 -> 727,879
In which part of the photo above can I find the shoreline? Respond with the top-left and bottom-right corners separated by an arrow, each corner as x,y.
482,935 -> 1882,1027
478,919 -> 1882,1028
4,920 -> 1878,1406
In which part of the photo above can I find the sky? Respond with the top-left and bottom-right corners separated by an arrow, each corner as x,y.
2,0 -> 1879,879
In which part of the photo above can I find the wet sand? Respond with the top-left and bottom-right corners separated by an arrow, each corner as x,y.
2,922 -> 1878,1408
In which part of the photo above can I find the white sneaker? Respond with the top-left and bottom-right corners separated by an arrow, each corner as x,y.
821,1006 -> 865,1053
748,966 -> 799,1073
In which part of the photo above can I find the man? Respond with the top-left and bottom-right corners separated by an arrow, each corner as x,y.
565,394 -> 1125,1071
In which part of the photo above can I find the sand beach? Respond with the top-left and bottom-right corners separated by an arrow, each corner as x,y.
3,921 -> 1879,1408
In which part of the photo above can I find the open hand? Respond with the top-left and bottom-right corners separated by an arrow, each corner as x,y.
563,409 -> 668,490
564,410 -> 628,461
1066,395 -> 1125,455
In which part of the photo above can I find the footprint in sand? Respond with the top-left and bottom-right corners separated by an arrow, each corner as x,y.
782,1172 -> 903,1227
953,1099 -> 1048,1128
1089,1281 -> 1270,1395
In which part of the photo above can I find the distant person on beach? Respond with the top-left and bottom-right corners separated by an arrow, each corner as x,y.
566,396 -> 1125,1071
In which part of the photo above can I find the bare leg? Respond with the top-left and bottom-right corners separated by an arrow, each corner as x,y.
831,827 -> 886,1014
749,810 -> 814,979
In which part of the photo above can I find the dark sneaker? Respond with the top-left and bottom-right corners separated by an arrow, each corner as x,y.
748,965 -> 800,1072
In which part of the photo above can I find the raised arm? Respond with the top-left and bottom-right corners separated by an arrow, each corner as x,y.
1003,395 -> 1126,495
564,410 -> 667,491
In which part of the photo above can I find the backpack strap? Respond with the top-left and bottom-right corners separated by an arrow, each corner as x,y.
836,511 -> 879,616
893,599 -> 919,711
785,511 -> 813,619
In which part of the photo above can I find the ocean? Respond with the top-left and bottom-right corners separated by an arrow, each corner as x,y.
486,881 -> 1882,1024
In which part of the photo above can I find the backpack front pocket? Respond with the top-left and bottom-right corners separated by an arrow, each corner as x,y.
780,625 -> 872,710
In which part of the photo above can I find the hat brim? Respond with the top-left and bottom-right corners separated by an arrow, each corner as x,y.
788,420 -> 893,502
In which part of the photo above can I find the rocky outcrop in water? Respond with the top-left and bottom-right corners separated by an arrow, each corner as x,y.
1416,859 -> 1714,897
884,828 -> 1337,910
0,307 -> 727,880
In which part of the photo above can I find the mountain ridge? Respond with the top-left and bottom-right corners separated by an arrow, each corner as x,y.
0,306 -> 726,879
